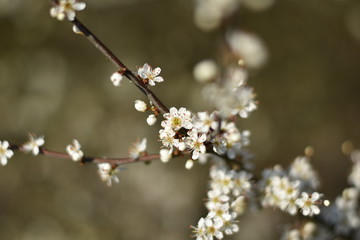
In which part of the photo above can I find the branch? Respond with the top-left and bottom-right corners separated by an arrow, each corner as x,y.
71,17 -> 169,115
10,143 -> 161,165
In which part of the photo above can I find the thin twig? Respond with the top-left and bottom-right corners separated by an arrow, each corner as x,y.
71,18 -> 169,115
10,143 -> 161,165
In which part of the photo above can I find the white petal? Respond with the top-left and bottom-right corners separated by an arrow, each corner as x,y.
32,147 -> 40,156
214,231 -> 224,239
192,151 -> 199,160
2,141 -> 9,149
311,205 -> 320,215
50,7 -> 58,17
153,76 -> 164,83
5,149 -> 14,158
199,145 -> 206,154
311,192 -> 321,201
198,134 -> 207,142
148,80 -> 155,86
36,137 -> 45,146
302,207 -> 310,216
66,11 -> 76,21
73,2 -> 86,11
153,67 -> 161,75
0,156 -> 8,166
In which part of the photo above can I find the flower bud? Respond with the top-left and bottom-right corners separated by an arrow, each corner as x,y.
185,159 -> 194,169
110,72 -> 123,87
146,114 -> 157,126
134,100 -> 148,112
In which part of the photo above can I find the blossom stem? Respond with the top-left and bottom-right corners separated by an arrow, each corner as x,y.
10,143 -> 160,165
70,17 -> 169,114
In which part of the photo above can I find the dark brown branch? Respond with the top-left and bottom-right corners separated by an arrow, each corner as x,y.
70,18 -> 169,115
10,144 -> 161,166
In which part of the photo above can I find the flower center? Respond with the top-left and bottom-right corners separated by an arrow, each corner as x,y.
172,117 -> 182,127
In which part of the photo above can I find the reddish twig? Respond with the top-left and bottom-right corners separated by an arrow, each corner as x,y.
10,143 -> 161,166
70,17 -> 169,115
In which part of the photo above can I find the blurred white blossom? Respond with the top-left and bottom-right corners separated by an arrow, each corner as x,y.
97,163 -> 120,187
22,134 -> 45,156
66,139 -> 83,161
193,59 -> 219,83
227,31 -> 268,69
0,141 -> 13,166
128,138 -> 147,159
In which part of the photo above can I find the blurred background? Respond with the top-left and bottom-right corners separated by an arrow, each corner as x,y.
0,0 -> 360,239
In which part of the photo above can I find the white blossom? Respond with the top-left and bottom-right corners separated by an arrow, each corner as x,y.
159,128 -> 177,149
128,138 -> 147,159
193,111 -> 218,134
210,167 -> 234,194
162,107 -> 193,131
110,71 -> 123,87
227,30 -> 268,69
187,129 -> 207,160
295,192 -> 322,216
207,203 -> 232,223
192,217 -> 224,240
50,0 -> 86,21
0,141 -> 13,166
66,139 -> 83,161
225,66 -> 248,90
138,63 -> 164,86
232,170 -> 252,196
289,156 -> 320,189
222,219 -> 239,236
231,196 -> 246,215
22,134 -> 45,156
97,163 -> 120,187
194,0 -> 240,31
206,189 -> 230,210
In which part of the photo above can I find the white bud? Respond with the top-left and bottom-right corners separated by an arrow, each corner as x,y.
193,60 -> 219,83
110,72 -> 123,87
160,149 -> 172,163
134,100 -> 148,112
146,114 -> 157,126
323,200 -> 330,206
185,159 -> 194,169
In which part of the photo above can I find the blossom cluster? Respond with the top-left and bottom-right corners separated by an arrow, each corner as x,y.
320,150 -> 360,236
192,163 -> 252,239
259,156 -> 328,217
1,2 -> 353,240
280,221 -> 331,240
201,66 -> 257,119
157,107 -> 251,166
